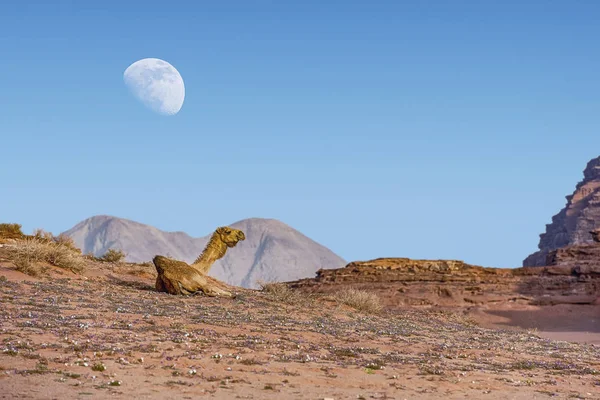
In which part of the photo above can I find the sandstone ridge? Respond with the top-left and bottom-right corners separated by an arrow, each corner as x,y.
288,257 -> 600,308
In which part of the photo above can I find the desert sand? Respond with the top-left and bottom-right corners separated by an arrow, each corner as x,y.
469,304 -> 600,345
1,256 -> 599,400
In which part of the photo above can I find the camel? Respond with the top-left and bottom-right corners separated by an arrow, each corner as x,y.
191,226 -> 246,274
153,226 -> 245,297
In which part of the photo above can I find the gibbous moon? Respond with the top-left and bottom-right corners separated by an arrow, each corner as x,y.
123,58 -> 185,116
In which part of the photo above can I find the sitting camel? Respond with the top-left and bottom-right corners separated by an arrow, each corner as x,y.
153,226 -> 245,297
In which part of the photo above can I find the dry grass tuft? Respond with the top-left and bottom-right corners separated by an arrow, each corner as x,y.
8,238 -> 48,276
0,223 -> 24,239
97,249 -> 127,263
45,245 -> 85,273
258,281 -> 307,305
53,233 -> 81,253
6,236 -> 86,276
32,229 -> 54,241
332,288 -> 383,314
8,238 -> 50,276
32,230 -> 81,253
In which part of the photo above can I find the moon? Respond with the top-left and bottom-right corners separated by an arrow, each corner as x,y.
123,58 -> 185,116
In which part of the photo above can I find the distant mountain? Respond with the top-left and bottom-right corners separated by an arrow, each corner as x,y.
62,215 -> 346,288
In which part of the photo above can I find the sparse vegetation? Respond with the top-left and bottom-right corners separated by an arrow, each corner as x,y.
7,238 -> 48,276
91,363 -> 106,372
53,233 -> 80,252
32,228 -> 54,241
0,258 -> 599,399
30,230 -> 80,252
45,244 -> 85,273
0,223 -> 24,239
97,249 -> 126,263
1,223 -> 600,399
239,358 -> 265,366
332,288 -> 383,314
258,281 -> 305,305
364,361 -> 385,370
6,236 -> 85,276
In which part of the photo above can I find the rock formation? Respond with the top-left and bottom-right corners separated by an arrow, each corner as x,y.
523,156 -> 600,266
546,242 -> 600,272
288,257 -> 600,308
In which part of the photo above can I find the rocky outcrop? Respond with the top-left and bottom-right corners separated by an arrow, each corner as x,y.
288,258 -> 600,308
590,229 -> 600,242
546,243 -> 600,272
523,156 -> 600,266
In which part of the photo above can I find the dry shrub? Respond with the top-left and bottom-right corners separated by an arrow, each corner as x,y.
6,236 -> 85,276
98,249 -> 126,263
333,288 -> 383,314
32,229 -> 54,241
53,233 -> 81,253
0,223 -> 24,239
258,281 -> 305,305
32,230 -> 81,253
8,238 -> 49,276
46,245 -> 85,273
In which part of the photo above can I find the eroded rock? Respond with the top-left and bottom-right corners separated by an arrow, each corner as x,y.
524,156 -> 600,266
288,257 -> 600,307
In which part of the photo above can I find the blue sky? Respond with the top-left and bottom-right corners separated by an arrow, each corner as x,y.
2,1 -> 600,268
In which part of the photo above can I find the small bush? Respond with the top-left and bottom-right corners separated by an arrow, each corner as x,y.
91,363 -> 106,372
6,236 -> 85,276
53,234 -> 81,253
98,249 -> 126,263
258,281 -> 304,305
31,230 -> 81,253
46,245 -> 85,273
333,288 -> 383,314
0,223 -> 24,239
12,258 -> 46,277
9,237 -> 50,276
32,229 -> 54,241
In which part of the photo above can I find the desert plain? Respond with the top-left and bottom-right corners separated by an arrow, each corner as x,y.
0,243 -> 599,400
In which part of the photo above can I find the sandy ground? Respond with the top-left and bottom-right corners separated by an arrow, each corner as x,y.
469,304 -> 600,345
0,262 -> 600,400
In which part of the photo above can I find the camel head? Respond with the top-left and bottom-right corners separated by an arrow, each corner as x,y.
216,226 -> 245,248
